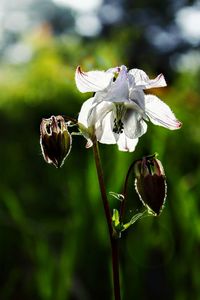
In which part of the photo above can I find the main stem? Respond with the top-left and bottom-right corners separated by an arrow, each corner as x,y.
92,139 -> 121,300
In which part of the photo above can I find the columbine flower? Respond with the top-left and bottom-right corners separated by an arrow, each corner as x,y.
76,65 -> 182,151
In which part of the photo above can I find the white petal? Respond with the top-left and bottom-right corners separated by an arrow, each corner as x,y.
78,97 -> 94,127
97,111 -> 117,144
75,66 -> 114,93
93,88 -> 111,104
117,133 -> 139,152
106,66 -> 120,74
85,139 -> 93,148
128,68 -> 167,90
129,89 -> 146,112
103,65 -> 129,103
123,109 -> 148,139
145,95 -> 182,130
78,97 -> 95,148
88,100 -> 113,127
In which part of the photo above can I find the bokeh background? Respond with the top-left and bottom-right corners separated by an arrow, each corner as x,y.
0,0 -> 200,299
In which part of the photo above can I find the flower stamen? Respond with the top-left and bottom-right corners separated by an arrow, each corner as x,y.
113,104 -> 126,134
113,118 -> 124,134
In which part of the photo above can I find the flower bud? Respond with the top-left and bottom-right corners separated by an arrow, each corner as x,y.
134,155 -> 167,216
40,115 -> 72,168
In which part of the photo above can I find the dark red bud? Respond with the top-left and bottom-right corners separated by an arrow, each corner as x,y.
134,155 -> 167,216
40,115 -> 72,168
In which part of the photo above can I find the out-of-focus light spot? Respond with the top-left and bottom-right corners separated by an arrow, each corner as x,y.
0,0 -> 33,11
52,0 -> 102,13
176,6 -> 200,45
75,14 -> 102,37
4,12 -> 30,33
100,4 -> 122,24
3,43 -> 33,64
146,25 -> 180,52
171,50 -> 200,73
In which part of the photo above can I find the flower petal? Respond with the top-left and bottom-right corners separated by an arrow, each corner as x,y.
117,133 -> 139,152
123,109 -> 148,139
102,65 -> 129,103
145,95 -> 182,130
106,66 -> 121,74
88,100 -> 113,127
129,89 -> 146,112
78,97 -> 94,127
96,111 -> 117,144
75,66 -> 114,93
128,69 -> 167,90
78,97 -> 95,148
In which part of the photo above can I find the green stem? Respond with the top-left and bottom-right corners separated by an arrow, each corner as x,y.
92,138 -> 121,300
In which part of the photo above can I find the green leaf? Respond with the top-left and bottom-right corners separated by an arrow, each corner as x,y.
109,192 -> 124,201
112,209 -> 120,227
122,210 -> 147,231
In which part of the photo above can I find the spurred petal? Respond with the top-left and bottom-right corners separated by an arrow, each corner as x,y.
123,109 -> 148,139
117,133 -> 139,152
128,69 -> 167,90
75,66 -> 114,93
145,95 -> 182,130
102,65 -> 129,103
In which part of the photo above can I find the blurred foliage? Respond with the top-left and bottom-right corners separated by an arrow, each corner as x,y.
0,15 -> 200,300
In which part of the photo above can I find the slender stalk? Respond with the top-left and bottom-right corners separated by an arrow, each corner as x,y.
92,139 -> 113,237
111,238 -> 121,300
119,160 -> 136,222
92,138 -> 121,300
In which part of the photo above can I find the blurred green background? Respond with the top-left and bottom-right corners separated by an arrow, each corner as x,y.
0,0 -> 200,299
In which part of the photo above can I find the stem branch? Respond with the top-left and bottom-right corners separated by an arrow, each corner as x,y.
120,159 -> 138,222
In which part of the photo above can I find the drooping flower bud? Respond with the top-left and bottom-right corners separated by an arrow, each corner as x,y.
134,155 -> 167,216
40,115 -> 72,168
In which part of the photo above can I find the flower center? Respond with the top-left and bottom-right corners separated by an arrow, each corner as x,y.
113,104 -> 126,134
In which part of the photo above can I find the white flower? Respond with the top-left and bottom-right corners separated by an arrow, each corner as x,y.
76,65 -> 182,151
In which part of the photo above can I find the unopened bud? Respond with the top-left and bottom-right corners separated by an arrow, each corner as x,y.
40,115 -> 72,168
134,155 -> 167,216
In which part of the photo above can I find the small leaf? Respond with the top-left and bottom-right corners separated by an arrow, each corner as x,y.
112,209 -> 120,227
109,192 -> 124,201
122,210 -> 147,231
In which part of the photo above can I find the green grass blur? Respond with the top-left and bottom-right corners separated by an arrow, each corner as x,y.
0,33 -> 200,300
